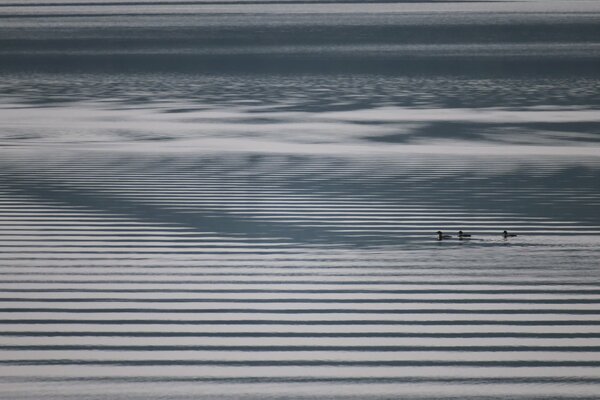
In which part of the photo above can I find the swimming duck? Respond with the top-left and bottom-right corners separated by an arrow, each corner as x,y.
437,231 -> 452,240
503,230 -> 517,238
458,230 -> 471,239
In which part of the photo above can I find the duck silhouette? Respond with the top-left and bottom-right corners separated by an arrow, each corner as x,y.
458,230 -> 472,239
503,230 -> 517,238
437,231 -> 452,240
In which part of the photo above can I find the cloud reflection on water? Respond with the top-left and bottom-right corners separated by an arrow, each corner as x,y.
2,99 -> 600,156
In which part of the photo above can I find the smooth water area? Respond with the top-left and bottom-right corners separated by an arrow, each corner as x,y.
1,1 -> 600,399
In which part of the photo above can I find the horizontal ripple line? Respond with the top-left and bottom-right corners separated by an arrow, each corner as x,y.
3,280 -> 600,290
2,332 -> 600,338
1,274 -> 597,285
2,345 -> 600,352
1,287 -> 599,294
1,298 -> 598,304
2,376 -> 600,384
4,359 -> 600,367
3,319 -> 600,326
3,308 -> 599,314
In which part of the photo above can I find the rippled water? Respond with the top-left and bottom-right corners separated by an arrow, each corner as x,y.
1,1 -> 600,399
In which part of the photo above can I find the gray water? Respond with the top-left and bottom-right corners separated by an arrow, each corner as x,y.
1,1 -> 600,399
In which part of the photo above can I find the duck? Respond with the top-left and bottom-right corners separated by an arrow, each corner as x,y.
437,231 -> 452,240
503,230 -> 517,238
458,230 -> 472,239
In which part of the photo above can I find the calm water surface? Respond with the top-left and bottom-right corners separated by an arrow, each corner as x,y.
1,1 -> 600,399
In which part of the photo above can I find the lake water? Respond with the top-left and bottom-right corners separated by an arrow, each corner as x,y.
1,1 -> 600,399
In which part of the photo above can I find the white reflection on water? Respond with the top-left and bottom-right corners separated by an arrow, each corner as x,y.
2,100 -> 600,157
